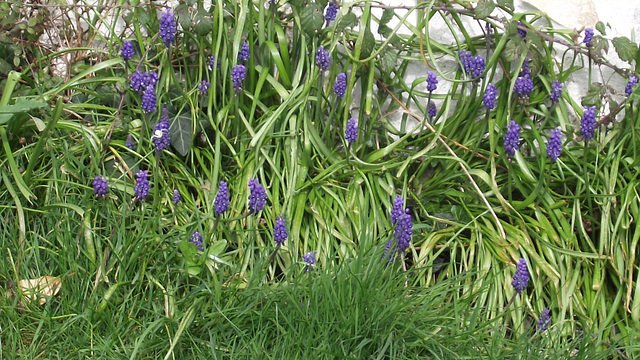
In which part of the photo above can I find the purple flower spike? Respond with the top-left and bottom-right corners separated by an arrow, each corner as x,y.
538,308 -> 551,333
315,46 -> 331,71
208,54 -> 221,70
159,10 -> 178,47
274,216 -> 288,246
394,211 -> 413,253
458,50 -> 473,73
334,72 -> 347,99
580,105 -> 597,142
248,178 -> 267,214
190,231 -> 204,251
303,251 -> 317,271
428,101 -> 436,120
546,127 -> 563,162
426,71 -> 438,92
120,41 -> 134,61
134,170 -> 150,201
93,176 -> 108,199
483,83 -> 497,110
153,108 -> 171,151
583,28 -> 594,47
550,80 -> 563,103
511,258 -> 529,294
325,3 -> 339,22
238,41 -> 250,62
173,189 -> 181,204
626,75 -> 638,97
517,21 -> 526,39
391,195 -> 404,225
503,120 -> 520,158
214,181 -> 230,215
125,134 -> 135,150
514,74 -> 534,99
231,65 -> 246,91
471,55 -> 485,79
141,85 -> 157,113
198,80 -> 210,95
345,118 -> 358,144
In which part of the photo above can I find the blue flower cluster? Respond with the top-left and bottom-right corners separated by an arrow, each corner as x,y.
550,80 -> 563,103
125,134 -> 135,150
303,251 -> 316,272
538,308 -> 551,333
159,10 -> 178,47
173,189 -> 181,204
214,181 -> 230,215
580,105 -> 597,142
470,55 -> 485,79
511,258 -> 529,294
546,127 -> 563,162
428,101 -> 436,120
517,21 -> 526,39
316,46 -> 331,71
426,71 -> 438,92
325,3 -> 338,22
190,231 -> 204,251
514,74 -> 534,99
131,70 -> 158,93
153,108 -> 171,152
248,178 -> 267,213
385,195 -> 413,261
345,118 -> 358,144
134,170 -> 150,201
231,65 -> 246,91
626,75 -> 638,97
334,72 -> 347,99
483,83 -> 497,110
458,50 -> 472,73
273,216 -> 288,245
198,80 -> 210,95
583,28 -> 594,47
93,176 -> 108,199
238,41 -> 250,62
208,54 -> 220,70
120,41 -> 134,61
503,120 -> 520,158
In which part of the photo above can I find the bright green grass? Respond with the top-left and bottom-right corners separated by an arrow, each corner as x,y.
1,0 -> 639,358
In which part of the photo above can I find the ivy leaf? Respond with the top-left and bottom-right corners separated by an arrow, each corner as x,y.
582,82 -> 603,107
612,36 -> 638,63
379,8 -> 394,28
170,111 -> 193,156
336,12 -> 357,31
194,8 -> 212,36
0,98 -> 48,114
596,21 -> 606,35
503,39 -> 523,62
301,4 -> 324,37
360,27 -> 375,59
475,0 -> 496,19
497,0 -> 514,11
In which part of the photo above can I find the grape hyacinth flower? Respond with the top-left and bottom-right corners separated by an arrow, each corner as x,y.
248,178 -> 267,214
394,211 -> 413,253
391,195 -> 405,225
546,127 -> 563,162
520,59 -> 531,76
334,72 -> 347,99
538,308 -> 551,333
626,75 -> 638,97
153,108 -> 171,151
303,251 -> 317,272
514,74 -> 534,99
238,41 -> 250,62
159,10 -> 178,47
426,71 -> 438,92
125,134 -> 135,150
511,258 -> 529,294
231,65 -> 246,91
345,118 -> 358,144
503,120 -> 521,158
120,41 -> 134,61
198,80 -> 210,95
583,28 -> 594,47
208,54 -> 220,70
190,231 -> 204,251
550,80 -> 563,103
325,2 -> 338,22
173,189 -> 181,204
134,170 -> 150,201
383,239 -> 393,261
470,55 -> 486,79
93,176 -> 108,199
428,101 -> 437,120
517,21 -> 526,38
273,216 -> 288,246
458,50 -> 473,73
315,46 -> 331,71
214,181 -> 230,215
141,85 -> 157,113
483,83 -> 497,110
580,105 -> 597,142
